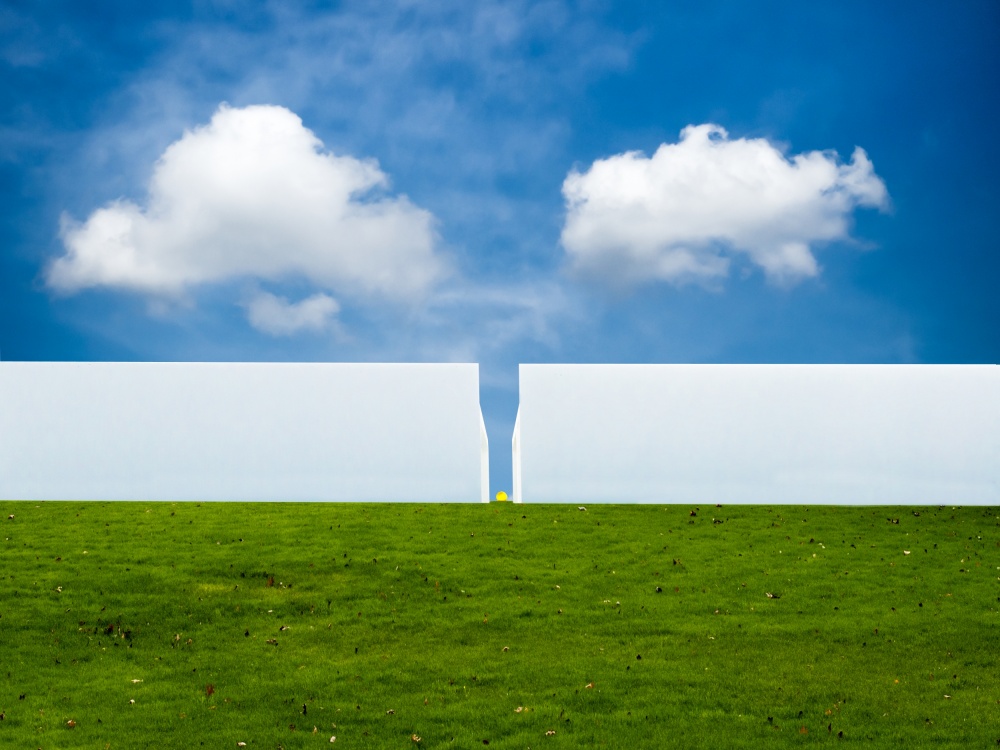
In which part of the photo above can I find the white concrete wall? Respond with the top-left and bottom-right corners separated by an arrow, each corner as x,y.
513,364 -> 999,504
0,362 -> 488,502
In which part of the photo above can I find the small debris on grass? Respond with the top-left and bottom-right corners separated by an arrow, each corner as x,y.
66,719 -> 76,728
129,699 -> 135,705
411,734 -> 421,742
585,682 -> 595,689
545,729 -> 556,736
237,743 -> 246,748
578,507 -> 586,511
515,706 -> 524,713
330,737 -> 336,743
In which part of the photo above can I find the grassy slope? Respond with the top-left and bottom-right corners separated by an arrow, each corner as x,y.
0,501 -> 997,749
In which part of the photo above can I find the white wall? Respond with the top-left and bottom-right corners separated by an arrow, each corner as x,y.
0,362 -> 488,502
513,364 -> 999,504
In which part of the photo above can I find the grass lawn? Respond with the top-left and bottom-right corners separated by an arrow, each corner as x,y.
0,501 -> 997,748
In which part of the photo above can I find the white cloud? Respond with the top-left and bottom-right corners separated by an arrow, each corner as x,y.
47,104 -> 445,302
245,291 -> 340,336
561,124 -> 890,286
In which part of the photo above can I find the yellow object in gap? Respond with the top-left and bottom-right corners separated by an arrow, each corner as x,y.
495,491 -> 508,502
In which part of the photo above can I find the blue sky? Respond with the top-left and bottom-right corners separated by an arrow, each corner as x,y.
2,1 -> 998,494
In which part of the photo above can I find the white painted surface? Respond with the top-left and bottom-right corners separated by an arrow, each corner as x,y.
515,364 -> 999,504
511,407 -> 523,503
479,410 -> 490,504
0,362 -> 487,502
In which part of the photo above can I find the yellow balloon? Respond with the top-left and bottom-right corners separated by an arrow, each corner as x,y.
495,491 -> 508,502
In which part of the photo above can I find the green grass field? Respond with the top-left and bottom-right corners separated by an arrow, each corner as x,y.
1,501 -> 997,748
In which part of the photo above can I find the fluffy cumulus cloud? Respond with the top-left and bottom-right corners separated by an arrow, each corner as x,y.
561,124 -> 889,285
47,104 -> 445,319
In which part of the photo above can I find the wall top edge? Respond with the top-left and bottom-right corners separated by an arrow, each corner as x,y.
518,363 -> 997,369
3,362 -> 994,369
0,361 -> 480,369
